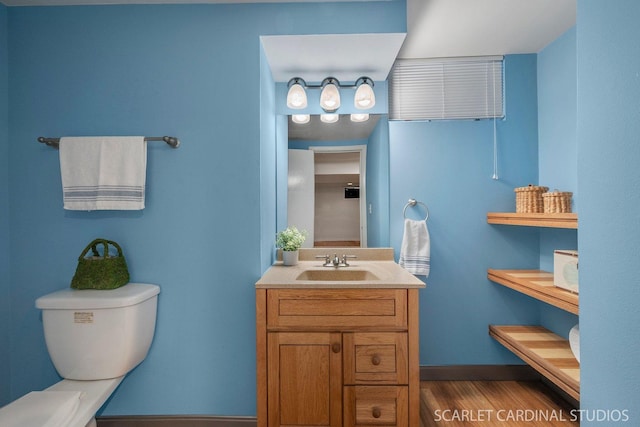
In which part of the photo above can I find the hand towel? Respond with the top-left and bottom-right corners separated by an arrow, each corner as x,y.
399,218 -> 430,276
0,390 -> 82,427
59,136 -> 147,210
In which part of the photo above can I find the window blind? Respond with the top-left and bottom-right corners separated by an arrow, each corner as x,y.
389,56 -> 504,121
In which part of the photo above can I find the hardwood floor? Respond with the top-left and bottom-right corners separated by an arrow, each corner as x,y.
98,381 -> 578,426
421,381 -> 579,427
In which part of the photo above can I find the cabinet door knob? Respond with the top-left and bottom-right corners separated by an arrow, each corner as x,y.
372,407 -> 382,418
331,343 -> 341,353
371,354 -> 381,365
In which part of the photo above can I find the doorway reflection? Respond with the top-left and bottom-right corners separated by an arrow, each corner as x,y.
313,151 -> 361,247
286,114 -> 389,248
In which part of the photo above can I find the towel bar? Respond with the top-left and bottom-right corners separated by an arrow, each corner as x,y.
403,198 -> 429,221
38,136 -> 180,148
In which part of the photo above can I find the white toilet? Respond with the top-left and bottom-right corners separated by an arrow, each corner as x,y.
0,283 -> 160,427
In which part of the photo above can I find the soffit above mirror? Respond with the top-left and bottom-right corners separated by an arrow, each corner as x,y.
261,33 -> 406,83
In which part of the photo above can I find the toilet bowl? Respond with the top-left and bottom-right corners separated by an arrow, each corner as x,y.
0,283 -> 160,427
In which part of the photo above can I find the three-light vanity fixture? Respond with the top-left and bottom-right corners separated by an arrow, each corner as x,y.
287,76 -> 375,124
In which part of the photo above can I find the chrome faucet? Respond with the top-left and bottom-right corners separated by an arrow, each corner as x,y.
331,254 -> 341,267
316,253 -> 357,267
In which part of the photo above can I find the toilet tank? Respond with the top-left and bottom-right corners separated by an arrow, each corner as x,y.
35,283 -> 160,380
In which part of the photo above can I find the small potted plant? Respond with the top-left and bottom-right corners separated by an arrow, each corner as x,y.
276,226 -> 307,266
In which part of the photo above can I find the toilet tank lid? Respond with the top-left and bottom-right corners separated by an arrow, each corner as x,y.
35,283 -> 160,310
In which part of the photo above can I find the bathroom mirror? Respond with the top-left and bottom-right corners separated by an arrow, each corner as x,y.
283,113 -> 390,248
263,32 -> 401,249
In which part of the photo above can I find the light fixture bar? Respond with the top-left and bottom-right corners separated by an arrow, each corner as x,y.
288,76 -> 373,89
286,76 -> 375,113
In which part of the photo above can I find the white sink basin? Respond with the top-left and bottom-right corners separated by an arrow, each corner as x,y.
296,269 -> 380,281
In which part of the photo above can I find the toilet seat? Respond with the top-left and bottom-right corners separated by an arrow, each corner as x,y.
0,390 -> 81,427
46,377 -> 124,427
0,376 -> 124,427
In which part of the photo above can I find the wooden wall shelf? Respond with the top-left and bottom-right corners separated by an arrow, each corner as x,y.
489,325 -> 580,401
488,269 -> 579,315
487,212 -> 577,229
487,211 -> 579,402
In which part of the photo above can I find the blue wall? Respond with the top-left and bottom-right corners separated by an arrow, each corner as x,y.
3,1 -> 406,415
260,44 -> 277,271
389,55 -> 541,365
578,0 -> 640,423
538,27 -> 578,208
0,2 -> 11,407
537,26 -> 579,339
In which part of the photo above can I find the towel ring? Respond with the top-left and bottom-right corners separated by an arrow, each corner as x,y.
403,198 -> 429,222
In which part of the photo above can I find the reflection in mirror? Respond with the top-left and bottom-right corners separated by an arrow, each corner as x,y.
285,114 -> 390,248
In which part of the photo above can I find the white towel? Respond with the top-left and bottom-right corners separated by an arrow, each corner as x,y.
399,218 -> 430,276
0,390 -> 82,427
59,136 -> 147,210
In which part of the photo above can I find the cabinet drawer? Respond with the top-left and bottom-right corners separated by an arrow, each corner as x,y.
344,332 -> 408,385
344,386 -> 408,427
267,289 -> 407,329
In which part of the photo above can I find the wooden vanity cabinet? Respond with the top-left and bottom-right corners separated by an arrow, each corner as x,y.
256,288 -> 420,427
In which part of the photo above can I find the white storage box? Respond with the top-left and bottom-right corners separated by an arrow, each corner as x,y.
554,250 -> 579,293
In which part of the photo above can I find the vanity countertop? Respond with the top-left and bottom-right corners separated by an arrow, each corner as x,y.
256,258 -> 426,289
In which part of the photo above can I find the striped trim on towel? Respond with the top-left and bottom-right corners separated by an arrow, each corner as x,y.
63,185 -> 145,205
398,254 -> 430,275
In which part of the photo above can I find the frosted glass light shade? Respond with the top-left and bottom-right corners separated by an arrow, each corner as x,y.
320,114 -> 339,123
291,114 -> 310,124
354,81 -> 375,109
320,82 -> 341,112
287,83 -> 307,109
350,113 -> 369,122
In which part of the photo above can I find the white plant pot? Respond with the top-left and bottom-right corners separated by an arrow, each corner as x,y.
282,250 -> 299,266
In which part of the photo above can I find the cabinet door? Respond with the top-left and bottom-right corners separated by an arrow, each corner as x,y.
268,332 -> 342,427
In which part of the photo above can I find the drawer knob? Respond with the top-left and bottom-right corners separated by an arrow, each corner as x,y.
371,354 -> 381,365
372,407 -> 382,418
331,343 -> 341,353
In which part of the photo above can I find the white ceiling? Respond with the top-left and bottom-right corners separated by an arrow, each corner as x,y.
401,0 -> 576,59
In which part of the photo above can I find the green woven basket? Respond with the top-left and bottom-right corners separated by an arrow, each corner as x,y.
71,238 -> 130,290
